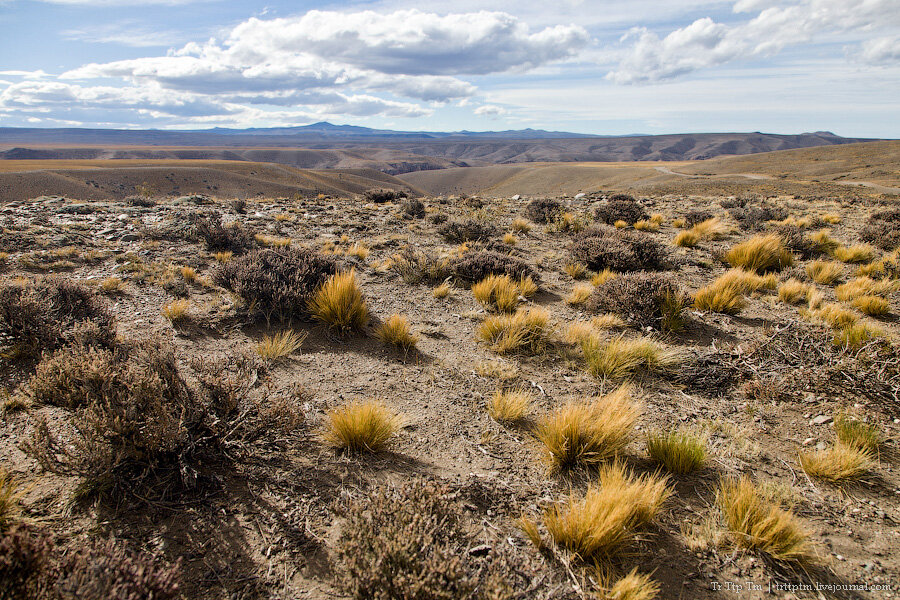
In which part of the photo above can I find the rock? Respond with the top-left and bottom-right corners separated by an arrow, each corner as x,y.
811,414 -> 833,425
574,193 -> 586,199
119,233 -> 140,242
510,195 -> 520,201
816,441 -> 828,450
802,437 -> 816,446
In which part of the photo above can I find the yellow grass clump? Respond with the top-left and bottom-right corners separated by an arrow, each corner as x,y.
565,283 -> 594,306
822,213 -> 842,224
511,217 -> 532,233
634,220 -> 659,232
671,218 -> 686,228
488,387 -> 532,422
565,262 -> 588,279
693,279 -> 746,314
543,462 -> 671,561
322,399 -> 402,453
346,242 -> 370,259
835,413 -> 880,454
649,213 -> 664,225
308,270 -> 370,334
800,441 -> 873,482
647,429 -> 707,475
564,321 -> 595,344
833,243 -> 876,264
591,268 -> 618,286
717,476 -> 811,562
836,276 -> 898,301
478,307 -> 552,355
472,274 -> 522,312
805,259 -> 842,284
777,278 -> 812,304
214,251 -> 233,263
833,322 -> 884,349
256,329 -> 307,360
614,220 -> 628,229
375,313 -> 419,352
806,302 -> 858,329
592,313 -> 626,329
691,217 -> 731,240
517,275 -> 539,298
162,299 -> 189,323
100,277 -> 123,293
180,266 -> 197,282
502,232 -> 518,245
536,385 -> 639,469
809,230 -> 839,254
0,467 -> 24,531
432,282 -> 451,299
724,234 -> 793,273
581,334 -> 682,380
673,230 -> 699,248
851,295 -> 890,316
601,570 -> 660,600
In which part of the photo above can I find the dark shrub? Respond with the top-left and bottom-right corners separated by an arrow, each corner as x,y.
229,198 -> 247,214
400,198 -> 425,219
773,225 -> 821,259
0,525 -> 55,600
594,195 -> 647,225
192,212 -> 255,254
364,189 -> 407,203
587,272 -> 687,331
571,228 -> 668,272
860,209 -> 900,250
728,203 -> 788,230
438,220 -> 497,243
684,210 -> 714,227
429,212 -> 448,225
124,196 -> 156,208
0,278 -> 114,359
450,251 -> 537,283
334,479 -> 510,600
390,248 -> 451,285
213,247 -> 338,322
524,198 -> 562,224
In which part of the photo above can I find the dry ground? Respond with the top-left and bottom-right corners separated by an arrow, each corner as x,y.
1,172 -> 899,599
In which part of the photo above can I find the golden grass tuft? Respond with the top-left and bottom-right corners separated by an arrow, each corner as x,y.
673,230 -> 700,248
691,217 -> 731,240
851,295 -> 889,316
805,259 -> 843,284
592,313 -> 626,329
511,217 -> 532,233
256,329 -> 307,360
564,320 -> 595,344
375,313 -> 419,352
614,220 -> 628,229
724,234 -> 793,273
488,386 -> 532,422
0,467 -> 25,531
647,429 -> 707,474
806,302 -> 858,329
214,250 -> 233,263
432,282 -> 451,299
671,217 -> 686,228
477,307 -> 552,355
180,266 -> 197,282
308,270 -> 370,334
322,399 -> 402,453
693,279 -> 746,315
809,230 -> 839,254
777,278 -> 812,304
100,276 -> 123,293
833,243 -> 876,264
835,413 -> 880,453
543,462 -> 670,560
833,322 -> 884,349
517,275 -> 539,298
582,334 -> 682,380
800,441 -> 873,482
822,213 -> 842,224
536,385 -> 639,469
649,213 -> 664,225
601,569 -> 660,600
564,262 -> 588,280
472,274 -> 522,312
518,516 -> 544,550
836,276 -> 898,301
161,298 -> 189,323
346,242 -> 370,259
502,232 -> 518,245
591,268 -> 618,286
633,220 -> 659,232
565,283 -> 594,306
717,476 -> 811,562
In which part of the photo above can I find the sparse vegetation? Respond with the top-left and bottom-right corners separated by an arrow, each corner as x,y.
581,334 -> 682,379
806,259 -> 843,284
375,314 -> 419,352
724,234 -> 794,272
571,228 -> 668,272
487,387 -> 532,422
594,195 -> 648,225
256,329 -> 306,360
309,270 -> 370,334
323,399 -> 401,452
477,307 -> 551,355
472,274 -> 524,312
833,243 -> 876,264
587,272 -> 687,331
525,198 -> 563,223
800,441 -> 873,482
647,429 -> 707,474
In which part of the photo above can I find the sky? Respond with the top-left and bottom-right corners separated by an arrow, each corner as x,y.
0,0 -> 898,137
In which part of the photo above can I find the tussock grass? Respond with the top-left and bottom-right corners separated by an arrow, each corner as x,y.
161,299 -> 189,323
502,232 -> 518,245
693,279 -> 746,314
835,413 -> 880,453
582,334 -> 682,379
179,266 -> 197,282
309,270 -> 370,334
511,217 -> 532,233
809,230 -> 839,254
822,213 -> 842,224
543,462 -> 670,560
375,313 -> 419,352
517,274 -> 539,298
717,476 -> 811,562
777,278 -> 812,304
488,387 -> 532,422
835,276 -> 898,301
633,220 -> 659,232
591,268 -> 618,286
647,429 -> 707,474
614,220 -> 628,229
565,283 -> 594,306
671,218 -> 686,228
800,441 -> 873,482
673,230 -> 699,247
322,399 -> 402,453
0,467 -> 24,531
477,307 -> 552,355
472,274 -> 522,312
692,217 -> 731,240
432,282 -> 450,298
100,277 -> 123,293
650,213 -> 664,225
256,329 -> 307,360
806,302 -> 858,329
725,234 -> 794,273
536,385 -> 639,469
851,295 -> 889,316
565,262 -> 588,280
806,259 -> 843,284
833,243 -> 876,264
602,569 -> 660,600
592,313 -> 626,329
213,250 -> 233,263
347,242 -> 370,259
564,321 -> 595,344
833,322 -> 884,349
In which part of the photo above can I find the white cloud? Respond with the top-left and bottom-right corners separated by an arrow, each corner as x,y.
62,22 -> 185,48
608,0 -> 900,83
859,36 -> 900,65
474,104 -> 507,117
36,0 -> 210,5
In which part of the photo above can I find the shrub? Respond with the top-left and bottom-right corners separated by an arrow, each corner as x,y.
647,429 -> 707,474
391,248 -> 451,285
0,278 -> 115,359
477,307 -> 551,355
543,462 -> 670,561
400,198 -> 425,218
375,314 -> 418,352
256,330 -> 307,360
806,260 -> 843,284
438,220 -> 497,243
308,270 -> 370,334
323,399 -> 401,452
213,247 -> 338,323
450,251 -> 536,283
487,387 -> 531,422
571,228 -> 668,272
0,525 -> 55,599
724,234 -> 794,273
728,203 -> 788,230
772,225 -> 821,259
581,334 -> 682,380
860,209 -> 900,251
472,275 -> 522,313
364,189 -> 407,203
536,385 -> 639,469
587,272 -> 687,331
595,196 -> 647,225
334,479 -> 511,600
684,210 -> 714,227
799,442 -> 873,482
524,198 -> 562,224
192,212 -> 255,254
717,477 -> 810,562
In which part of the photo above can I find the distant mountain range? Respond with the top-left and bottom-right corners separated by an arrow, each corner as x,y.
0,123 -> 883,172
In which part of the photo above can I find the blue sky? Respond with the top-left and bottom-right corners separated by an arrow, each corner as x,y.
0,0 -> 898,136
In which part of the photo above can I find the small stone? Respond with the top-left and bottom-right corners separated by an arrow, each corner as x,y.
811,415 -> 833,425
802,437 -> 816,446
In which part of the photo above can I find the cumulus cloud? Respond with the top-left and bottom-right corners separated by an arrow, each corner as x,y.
474,105 -> 507,117
608,0 -> 900,84
859,36 -> 900,65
